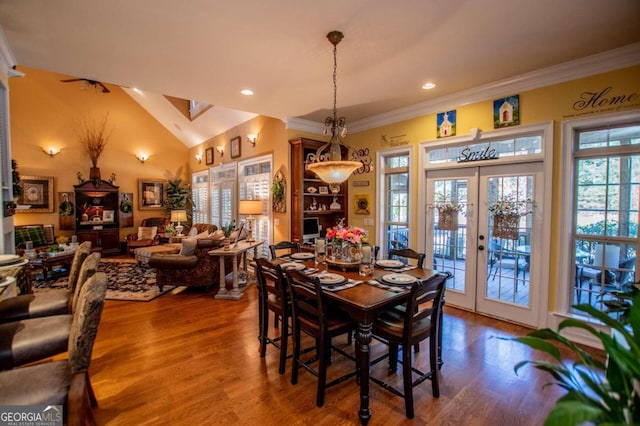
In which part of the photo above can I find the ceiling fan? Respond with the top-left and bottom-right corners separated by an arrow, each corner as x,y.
60,78 -> 110,93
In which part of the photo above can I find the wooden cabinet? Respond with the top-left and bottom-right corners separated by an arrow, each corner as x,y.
74,180 -> 121,256
289,138 -> 348,243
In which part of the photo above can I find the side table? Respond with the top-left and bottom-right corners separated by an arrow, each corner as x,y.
209,240 -> 263,300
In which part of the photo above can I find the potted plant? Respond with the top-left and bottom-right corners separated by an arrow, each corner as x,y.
510,283 -> 639,425
220,221 -> 235,250
488,194 -> 533,239
78,114 -> 111,183
271,178 -> 285,212
164,223 -> 176,237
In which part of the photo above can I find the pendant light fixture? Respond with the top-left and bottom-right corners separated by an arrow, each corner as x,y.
306,31 -> 362,186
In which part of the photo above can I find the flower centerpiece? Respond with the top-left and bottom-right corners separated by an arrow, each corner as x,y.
488,194 -> 533,239
325,218 -> 368,263
432,192 -> 464,230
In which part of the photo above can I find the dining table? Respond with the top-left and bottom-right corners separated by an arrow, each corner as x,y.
274,255 -> 439,425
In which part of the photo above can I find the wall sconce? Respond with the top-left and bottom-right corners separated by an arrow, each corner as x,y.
136,153 -> 150,164
216,146 -> 224,158
247,133 -> 258,147
195,154 -> 202,164
42,147 -> 61,157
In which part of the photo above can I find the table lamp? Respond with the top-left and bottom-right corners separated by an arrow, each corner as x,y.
170,209 -> 188,236
238,200 -> 262,242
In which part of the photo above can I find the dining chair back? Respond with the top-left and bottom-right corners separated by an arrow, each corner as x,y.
0,272 -> 108,425
269,241 -> 301,259
285,269 -> 357,407
0,242 -> 92,324
254,258 -> 290,374
370,273 -> 448,419
388,248 -> 426,269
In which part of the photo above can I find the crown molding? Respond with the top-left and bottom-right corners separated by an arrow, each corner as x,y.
350,43 -> 640,133
285,117 -> 326,134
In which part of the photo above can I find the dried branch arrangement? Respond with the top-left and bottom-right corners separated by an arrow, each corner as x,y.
78,114 -> 111,167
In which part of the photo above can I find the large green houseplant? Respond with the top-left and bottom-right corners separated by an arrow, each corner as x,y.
511,285 -> 639,425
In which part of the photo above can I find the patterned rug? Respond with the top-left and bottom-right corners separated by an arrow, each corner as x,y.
34,258 -> 176,302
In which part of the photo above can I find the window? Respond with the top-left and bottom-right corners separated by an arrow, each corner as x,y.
191,171 -> 209,224
380,152 -> 410,257
210,163 -> 237,230
238,156 -> 272,258
566,115 -> 639,317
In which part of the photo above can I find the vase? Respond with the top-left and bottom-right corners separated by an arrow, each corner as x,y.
89,166 -> 101,182
341,243 -> 361,263
492,213 -> 520,240
224,238 -> 231,250
437,209 -> 458,230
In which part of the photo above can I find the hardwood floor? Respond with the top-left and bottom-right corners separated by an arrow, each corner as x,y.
88,284 -> 578,425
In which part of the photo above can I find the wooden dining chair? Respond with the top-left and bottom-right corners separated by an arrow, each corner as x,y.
388,248 -> 426,269
269,241 -> 301,259
370,273 -> 448,419
254,258 -> 290,374
285,269 -> 357,407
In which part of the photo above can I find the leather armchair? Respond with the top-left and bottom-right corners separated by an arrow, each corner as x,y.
126,217 -> 170,255
148,224 -> 239,291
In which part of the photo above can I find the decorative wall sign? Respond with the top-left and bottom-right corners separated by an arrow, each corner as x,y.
437,110 -> 456,138
457,144 -> 499,163
353,180 -> 370,187
562,86 -> 640,119
58,191 -> 75,230
493,95 -> 520,128
17,175 -> 54,213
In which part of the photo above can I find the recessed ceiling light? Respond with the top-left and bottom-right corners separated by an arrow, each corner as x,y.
241,89 -> 254,96
422,82 -> 436,90
132,87 -> 141,93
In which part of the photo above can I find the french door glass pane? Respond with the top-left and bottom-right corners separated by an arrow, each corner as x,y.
486,175 -> 533,306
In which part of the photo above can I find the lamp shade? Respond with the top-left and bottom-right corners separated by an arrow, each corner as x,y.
307,160 -> 361,185
170,210 -> 187,223
238,200 -> 263,216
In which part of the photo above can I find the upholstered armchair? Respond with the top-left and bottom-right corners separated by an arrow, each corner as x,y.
148,224 -> 239,291
126,217 -> 170,255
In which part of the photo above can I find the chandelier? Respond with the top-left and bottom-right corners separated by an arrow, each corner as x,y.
306,31 -> 362,186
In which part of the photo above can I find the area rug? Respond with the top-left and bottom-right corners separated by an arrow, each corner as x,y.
34,258 -> 176,302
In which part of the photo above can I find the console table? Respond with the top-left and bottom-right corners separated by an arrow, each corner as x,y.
209,240 -> 263,300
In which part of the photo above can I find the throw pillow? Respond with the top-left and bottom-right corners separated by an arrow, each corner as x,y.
15,226 -> 48,248
138,226 -> 158,240
179,237 -> 198,256
188,227 -> 199,237
229,228 -> 248,241
210,230 -> 224,240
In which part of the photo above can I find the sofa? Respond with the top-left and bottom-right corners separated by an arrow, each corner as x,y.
14,224 -> 57,254
148,224 -> 239,292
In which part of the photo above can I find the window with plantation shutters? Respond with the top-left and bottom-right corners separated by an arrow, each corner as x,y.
238,156 -> 272,259
209,163 -> 237,230
191,171 -> 209,225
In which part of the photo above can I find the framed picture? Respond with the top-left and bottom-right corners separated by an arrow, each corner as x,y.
354,194 -> 371,215
493,95 -> 520,128
138,179 -> 165,210
318,186 -> 329,195
230,136 -> 241,159
205,147 -> 214,165
103,210 -> 115,222
437,110 -> 456,138
18,175 -> 54,213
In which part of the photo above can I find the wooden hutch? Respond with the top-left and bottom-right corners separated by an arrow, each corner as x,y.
74,179 -> 120,255
289,137 -> 349,243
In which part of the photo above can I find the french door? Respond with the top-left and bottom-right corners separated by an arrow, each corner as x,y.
426,162 -> 543,326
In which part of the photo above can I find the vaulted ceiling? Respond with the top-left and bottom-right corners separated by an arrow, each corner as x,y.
1,0 -> 639,147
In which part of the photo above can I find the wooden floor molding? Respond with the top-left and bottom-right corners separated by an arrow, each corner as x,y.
88,284 -> 580,425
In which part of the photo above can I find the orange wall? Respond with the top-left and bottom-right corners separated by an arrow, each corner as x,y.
9,66 -> 189,240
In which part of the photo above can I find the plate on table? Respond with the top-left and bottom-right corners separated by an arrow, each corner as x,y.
0,254 -> 21,265
316,273 -> 347,285
281,262 -> 306,271
290,252 -> 314,260
375,259 -> 404,268
380,273 -> 416,285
